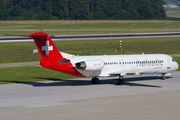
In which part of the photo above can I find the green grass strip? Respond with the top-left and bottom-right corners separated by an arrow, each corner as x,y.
1,30 -> 180,36
0,37 -> 180,63
1,22 -> 180,29
0,66 -> 76,84
174,57 -> 180,71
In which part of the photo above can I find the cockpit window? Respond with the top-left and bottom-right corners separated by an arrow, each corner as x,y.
58,59 -> 70,64
172,59 -> 175,62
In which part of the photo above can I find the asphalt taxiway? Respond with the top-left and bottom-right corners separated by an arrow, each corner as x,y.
0,71 -> 180,120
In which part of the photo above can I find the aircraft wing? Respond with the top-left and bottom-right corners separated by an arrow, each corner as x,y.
109,71 -> 141,76
109,69 -> 171,76
109,68 -> 140,76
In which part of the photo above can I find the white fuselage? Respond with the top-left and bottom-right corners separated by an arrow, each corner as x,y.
29,32 -> 179,85
68,54 -> 179,77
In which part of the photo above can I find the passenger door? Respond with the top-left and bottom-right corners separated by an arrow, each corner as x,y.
167,59 -> 171,69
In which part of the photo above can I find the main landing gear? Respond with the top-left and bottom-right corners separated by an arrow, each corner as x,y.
91,76 -> 124,85
115,75 -> 124,85
91,77 -> 99,84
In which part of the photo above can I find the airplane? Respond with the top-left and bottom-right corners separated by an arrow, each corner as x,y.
29,32 -> 179,85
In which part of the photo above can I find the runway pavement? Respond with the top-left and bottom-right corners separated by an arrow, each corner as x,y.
0,71 -> 180,120
1,32 -> 180,43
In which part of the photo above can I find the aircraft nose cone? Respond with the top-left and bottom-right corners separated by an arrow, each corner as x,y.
175,62 -> 179,71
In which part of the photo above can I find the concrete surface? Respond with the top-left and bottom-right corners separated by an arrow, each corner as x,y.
0,72 -> 180,120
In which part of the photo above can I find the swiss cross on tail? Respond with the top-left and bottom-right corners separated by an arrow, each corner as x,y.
41,41 -> 53,56
29,32 -> 64,60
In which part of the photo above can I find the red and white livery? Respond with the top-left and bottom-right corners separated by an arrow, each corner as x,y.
29,32 -> 179,85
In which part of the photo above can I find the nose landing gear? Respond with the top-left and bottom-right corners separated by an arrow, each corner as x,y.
161,75 -> 166,80
161,74 -> 166,80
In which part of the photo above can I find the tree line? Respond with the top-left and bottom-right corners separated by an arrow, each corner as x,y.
0,0 -> 166,20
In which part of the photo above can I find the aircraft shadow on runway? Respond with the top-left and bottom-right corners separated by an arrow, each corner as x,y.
18,76 -> 171,88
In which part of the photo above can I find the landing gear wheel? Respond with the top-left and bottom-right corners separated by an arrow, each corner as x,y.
161,76 -> 166,80
115,79 -> 123,85
91,78 -> 95,84
91,77 -> 99,84
94,78 -> 99,84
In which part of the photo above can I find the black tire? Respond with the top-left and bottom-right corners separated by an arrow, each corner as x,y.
91,78 -> 99,84
161,76 -> 166,80
115,79 -> 119,85
95,78 -> 99,84
91,78 -> 95,84
119,79 -> 123,85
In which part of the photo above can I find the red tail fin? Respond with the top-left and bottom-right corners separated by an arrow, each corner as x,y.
29,32 -> 85,77
29,32 -> 64,61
